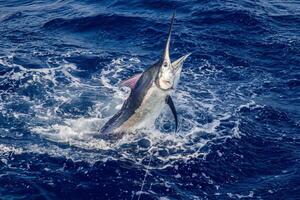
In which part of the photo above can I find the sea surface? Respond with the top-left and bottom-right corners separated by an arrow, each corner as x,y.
0,0 -> 299,199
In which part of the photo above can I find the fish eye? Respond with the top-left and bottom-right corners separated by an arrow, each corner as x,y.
163,62 -> 168,67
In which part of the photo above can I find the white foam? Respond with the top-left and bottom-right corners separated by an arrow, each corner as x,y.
1,54 -> 247,167
0,144 -> 23,155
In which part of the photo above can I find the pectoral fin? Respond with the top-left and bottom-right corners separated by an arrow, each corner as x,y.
166,95 -> 178,132
119,73 -> 142,89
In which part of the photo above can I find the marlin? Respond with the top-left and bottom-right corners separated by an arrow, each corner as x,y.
100,13 -> 190,139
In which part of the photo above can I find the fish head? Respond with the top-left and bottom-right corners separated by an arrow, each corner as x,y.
157,58 -> 174,90
156,12 -> 191,90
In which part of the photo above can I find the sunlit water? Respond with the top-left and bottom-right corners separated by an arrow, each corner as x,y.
0,0 -> 299,199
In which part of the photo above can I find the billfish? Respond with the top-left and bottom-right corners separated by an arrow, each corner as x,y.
100,13 -> 190,139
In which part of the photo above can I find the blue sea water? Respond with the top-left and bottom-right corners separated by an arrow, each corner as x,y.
0,0 -> 300,199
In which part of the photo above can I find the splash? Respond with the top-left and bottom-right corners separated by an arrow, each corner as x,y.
0,52 -> 246,169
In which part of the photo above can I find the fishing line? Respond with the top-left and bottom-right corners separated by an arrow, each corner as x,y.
131,145 -> 154,200
137,150 -> 153,200
135,121 -> 179,199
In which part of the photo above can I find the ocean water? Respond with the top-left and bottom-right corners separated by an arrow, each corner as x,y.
0,0 -> 299,199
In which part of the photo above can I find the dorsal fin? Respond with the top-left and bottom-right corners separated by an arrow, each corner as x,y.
119,73 -> 142,89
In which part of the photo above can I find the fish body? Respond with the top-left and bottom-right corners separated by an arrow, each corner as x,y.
100,13 -> 190,139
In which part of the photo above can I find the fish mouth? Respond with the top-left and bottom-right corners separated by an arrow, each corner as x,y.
162,80 -> 171,85
157,78 -> 173,90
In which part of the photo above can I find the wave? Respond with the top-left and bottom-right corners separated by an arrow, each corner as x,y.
43,13 -> 149,33
1,0 -> 299,199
